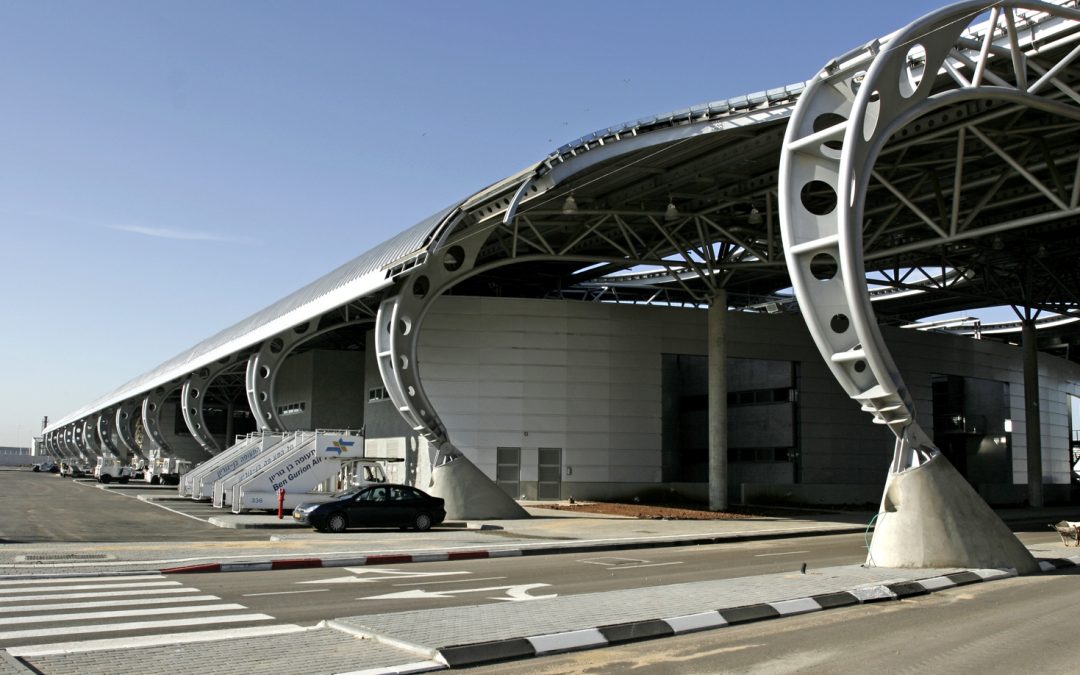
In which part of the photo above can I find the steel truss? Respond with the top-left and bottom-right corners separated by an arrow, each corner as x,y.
779,0 -> 1080,473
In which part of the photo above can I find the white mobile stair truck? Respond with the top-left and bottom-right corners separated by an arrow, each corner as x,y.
232,429 -> 369,513
182,432 -> 284,500
213,432 -> 314,508
94,457 -> 140,484
181,432 -> 269,498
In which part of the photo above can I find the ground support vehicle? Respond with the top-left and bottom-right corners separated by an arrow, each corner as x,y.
59,461 -> 90,478
145,457 -> 191,486
94,457 -> 140,484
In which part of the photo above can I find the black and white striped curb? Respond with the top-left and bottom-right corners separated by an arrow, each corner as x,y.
355,567 -> 1043,672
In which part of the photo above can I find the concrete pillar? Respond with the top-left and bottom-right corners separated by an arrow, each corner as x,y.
225,400 -> 235,448
1022,320 -> 1043,508
708,289 -> 729,511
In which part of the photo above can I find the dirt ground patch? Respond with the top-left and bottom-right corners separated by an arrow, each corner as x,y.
540,501 -> 766,520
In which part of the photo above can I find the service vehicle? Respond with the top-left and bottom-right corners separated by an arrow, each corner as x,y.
94,457 -> 140,484
59,461 -> 90,478
145,457 -> 191,486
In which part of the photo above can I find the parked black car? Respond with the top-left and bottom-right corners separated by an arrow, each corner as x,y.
293,483 -> 446,533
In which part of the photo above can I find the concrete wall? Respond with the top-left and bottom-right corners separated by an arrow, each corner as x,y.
310,349 -> 365,430
274,349 -> 366,432
416,296 -> 703,499
362,327 -> 418,485
362,295 -> 1080,504
887,327 -> 1080,487
275,351 -> 315,430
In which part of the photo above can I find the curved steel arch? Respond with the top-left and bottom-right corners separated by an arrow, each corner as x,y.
115,399 -> 147,462
245,317 -> 373,432
96,409 -> 123,459
780,0 -> 1080,472
142,382 -> 183,455
181,353 -> 249,454
81,418 -> 102,457
373,111 -> 767,462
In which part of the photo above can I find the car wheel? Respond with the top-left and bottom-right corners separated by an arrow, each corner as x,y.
100,474 -> 112,484
119,476 -> 129,484
150,476 -> 160,486
32,466 -> 40,472
413,512 -> 433,532
326,512 -> 347,533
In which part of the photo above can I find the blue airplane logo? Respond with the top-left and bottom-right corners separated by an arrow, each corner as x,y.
327,438 -> 355,455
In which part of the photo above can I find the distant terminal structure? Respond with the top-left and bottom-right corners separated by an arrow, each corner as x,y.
42,1 -> 1080,517
0,446 -> 31,468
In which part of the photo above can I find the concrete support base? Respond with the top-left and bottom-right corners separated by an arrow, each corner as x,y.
868,453 -> 1037,574
428,454 -> 530,520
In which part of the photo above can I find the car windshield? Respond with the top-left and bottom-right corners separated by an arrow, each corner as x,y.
332,487 -> 364,501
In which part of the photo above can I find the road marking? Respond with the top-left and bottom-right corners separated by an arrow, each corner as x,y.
0,595 -> 221,613
0,574 -> 166,586
299,568 -> 471,585
0,603 -> 248,626
611,562 -> 684,570
242,589 -> 329,597
753,550 -> 810,557
0,588 -> 199,603
2,617 -> 278,648
364,583 -> 556,602
579,557 -> 649,566
92,486 -> 214,524
393,576 -> 505,587
0,581 -> 182,595
6,624 -> 309,657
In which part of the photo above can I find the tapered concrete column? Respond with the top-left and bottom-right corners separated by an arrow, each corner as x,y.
708,289 -> 729,511
1022,320 -> 1043,508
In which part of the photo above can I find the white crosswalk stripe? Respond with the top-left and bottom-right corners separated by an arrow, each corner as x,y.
0,574 -> 166,586
0,594 -> 220,613
0,574 -> 278,650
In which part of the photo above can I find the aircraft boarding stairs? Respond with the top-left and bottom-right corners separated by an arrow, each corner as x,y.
180,432 -> 284,500
229,429 -> 363,513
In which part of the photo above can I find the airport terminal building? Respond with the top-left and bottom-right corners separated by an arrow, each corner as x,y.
40,1 -> 1080,512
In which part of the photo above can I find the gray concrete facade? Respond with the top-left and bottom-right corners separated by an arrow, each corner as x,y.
355,295 -> 1080,505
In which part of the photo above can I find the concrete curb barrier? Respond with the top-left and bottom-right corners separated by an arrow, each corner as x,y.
409,568 -> 1024,670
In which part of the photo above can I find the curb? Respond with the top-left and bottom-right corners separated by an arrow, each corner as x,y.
162,550 -> 507,574
159,526 -> 866,574
415,568 -> 1023,669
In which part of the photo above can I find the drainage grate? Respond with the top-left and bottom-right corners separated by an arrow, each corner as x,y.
17,553 -> 115,562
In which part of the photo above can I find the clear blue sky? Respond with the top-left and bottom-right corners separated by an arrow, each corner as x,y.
0,0 -> 950,446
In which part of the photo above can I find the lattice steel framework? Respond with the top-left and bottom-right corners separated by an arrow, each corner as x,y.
780,0 -> 1080,472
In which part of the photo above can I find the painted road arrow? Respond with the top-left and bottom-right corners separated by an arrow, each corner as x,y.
362,583 -> 556,602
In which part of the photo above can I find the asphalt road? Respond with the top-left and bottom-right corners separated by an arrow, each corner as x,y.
467,566 -> 1080,674
192,532 -> 871,622
0,470 -> 268,542
0,533 -> 876,649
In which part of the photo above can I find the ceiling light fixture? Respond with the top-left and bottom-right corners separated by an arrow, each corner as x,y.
664,197 -> 679,222
561,194 -> 578,215
747,206 -> 763,225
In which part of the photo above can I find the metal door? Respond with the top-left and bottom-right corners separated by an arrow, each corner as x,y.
538,447 -> 562,500
496,447 -> 520,498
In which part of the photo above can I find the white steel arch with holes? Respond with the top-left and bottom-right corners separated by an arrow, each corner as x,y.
780,0 -> 1080,473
